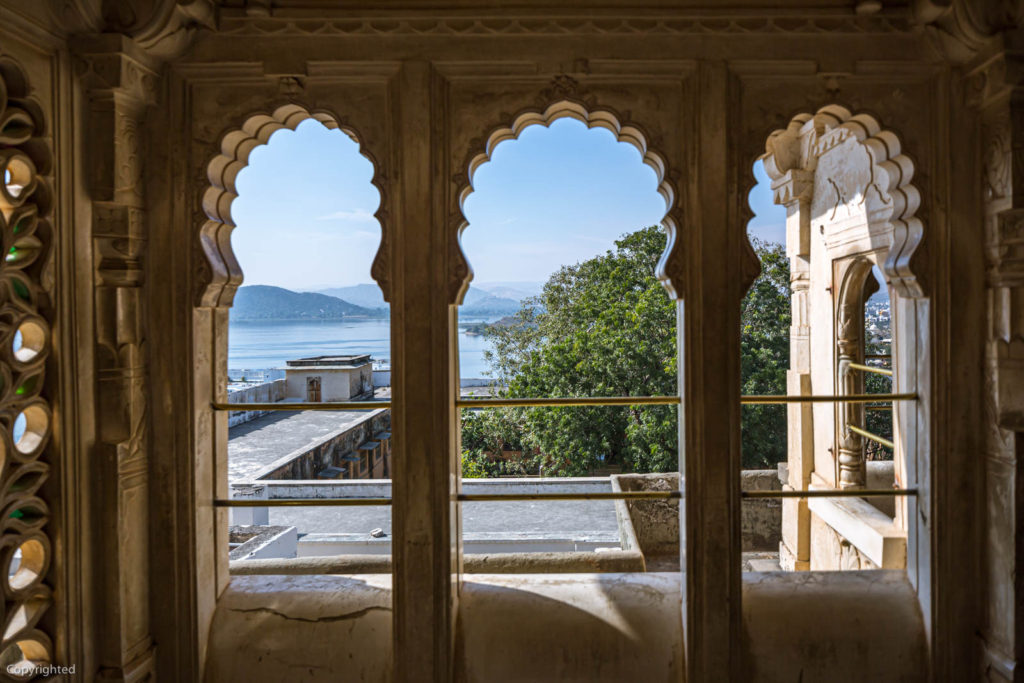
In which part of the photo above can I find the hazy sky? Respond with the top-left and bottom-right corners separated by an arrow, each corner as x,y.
230,118 -> 785,291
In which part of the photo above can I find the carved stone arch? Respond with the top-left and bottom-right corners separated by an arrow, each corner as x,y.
450,99 -> 683,304
0,54 -> 57,672
760,104 -> 925,299
198,103 -> 389,308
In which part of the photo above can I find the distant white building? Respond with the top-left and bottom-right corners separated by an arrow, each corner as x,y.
284,354 -> 373,402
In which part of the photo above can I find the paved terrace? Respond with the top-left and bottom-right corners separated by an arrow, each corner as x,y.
228,407 -> 387,482
267,499 -> 619,542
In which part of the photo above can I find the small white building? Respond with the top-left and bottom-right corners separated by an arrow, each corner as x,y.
284,355 -> 374,402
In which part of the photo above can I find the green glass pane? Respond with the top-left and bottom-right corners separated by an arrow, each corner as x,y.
11,279 -> 29,301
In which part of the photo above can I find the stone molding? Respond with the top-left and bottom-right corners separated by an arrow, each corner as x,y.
198,103 -> 390,308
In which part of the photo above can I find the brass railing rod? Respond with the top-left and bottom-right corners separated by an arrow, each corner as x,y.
215,498 -> 393,507
741,393 -> 915,404
211,401 -> 391,411
457,491 -> 682,502
742,488 -> 916,499
847,424 -> 895,449
457,393 -> 917,408
214,488 -> 918,506
847,362 -> 893,377
457,396 -> 680,408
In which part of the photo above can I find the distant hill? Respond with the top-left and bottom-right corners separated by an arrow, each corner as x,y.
313,283 -> 526,316
316,284 -> 387,309
231,285 -> 385,321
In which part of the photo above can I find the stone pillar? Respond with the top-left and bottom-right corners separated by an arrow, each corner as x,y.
974,33 -> 1024,681
74,35 -> 158,682
774,169 -> 813,570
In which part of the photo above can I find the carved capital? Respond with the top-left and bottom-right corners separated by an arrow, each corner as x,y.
73,37 -> 160,106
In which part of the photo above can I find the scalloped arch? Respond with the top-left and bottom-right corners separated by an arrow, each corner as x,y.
198,103 -> 389,308
452,100 -> 683,304
759,104 -> 924,298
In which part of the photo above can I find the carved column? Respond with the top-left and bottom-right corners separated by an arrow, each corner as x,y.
972,31 -> 1024,681
773,168 -> 814,569
836,297 -> 866,489
75,36 -> 157,682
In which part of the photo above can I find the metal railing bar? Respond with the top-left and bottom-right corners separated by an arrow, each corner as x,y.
211,401 -> 391,411
742,488 -> 916,499
457,396 -> 680,408
864,354 -> 891,360
847,362 -> 893,377
457,491 -> 682,502
740,393 -> 914,404
847,424 -> 895,449
213,488 -> 918,506
215,498 -> 393,507
456,393 -> 917,408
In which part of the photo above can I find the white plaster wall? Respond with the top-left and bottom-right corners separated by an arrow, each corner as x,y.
743,570 -> 925,682
285,369 -> 361,401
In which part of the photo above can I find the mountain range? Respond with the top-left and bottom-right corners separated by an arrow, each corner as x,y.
230,285 -> 385,321
314,281 -> 542,316
230,281 -> 543,321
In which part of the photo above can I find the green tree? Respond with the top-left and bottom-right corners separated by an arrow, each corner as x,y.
739,238 -> 791,468
460,227 -> 791,475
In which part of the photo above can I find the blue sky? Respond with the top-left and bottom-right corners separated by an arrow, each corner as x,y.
230,118 -> 785,290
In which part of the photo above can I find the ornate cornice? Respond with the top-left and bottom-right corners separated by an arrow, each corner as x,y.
218,14 -> 913,38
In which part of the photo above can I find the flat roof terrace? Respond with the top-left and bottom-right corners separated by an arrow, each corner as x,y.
228,407 -> 387,482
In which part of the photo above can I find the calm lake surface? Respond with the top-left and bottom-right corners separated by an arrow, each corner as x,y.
228,316 -> 499,379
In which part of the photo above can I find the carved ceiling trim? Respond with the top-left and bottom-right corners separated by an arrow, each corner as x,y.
198,102 -> 389,307
218,15 -> 913,38
761,104 -> 925,299
450,94 -> 682,303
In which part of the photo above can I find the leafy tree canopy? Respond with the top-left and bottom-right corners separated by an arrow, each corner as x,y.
461,226 -> 791,476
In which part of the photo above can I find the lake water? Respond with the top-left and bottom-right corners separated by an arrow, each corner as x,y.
228,317 -> 499,379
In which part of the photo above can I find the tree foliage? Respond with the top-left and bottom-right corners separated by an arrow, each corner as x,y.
460,227 -> 791,475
